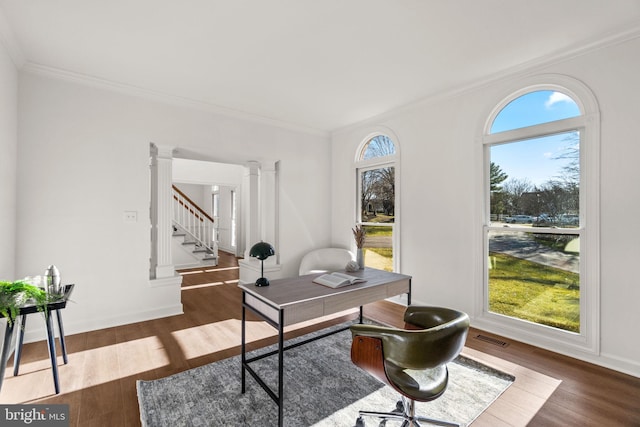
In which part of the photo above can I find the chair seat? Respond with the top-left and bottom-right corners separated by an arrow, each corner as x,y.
385,362 -> 449,402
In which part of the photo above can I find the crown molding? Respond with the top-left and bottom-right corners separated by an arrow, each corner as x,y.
332,20 -> 640,137
0,7 -> 25,68
21,62 -> 330,138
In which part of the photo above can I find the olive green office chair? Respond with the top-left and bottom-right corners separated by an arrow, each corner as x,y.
350,306 -> 470,427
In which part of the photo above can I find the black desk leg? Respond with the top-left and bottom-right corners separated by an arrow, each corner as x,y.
13,314 -> 27,376
44,312 -> 60,394
241,298 -> 246,393
55,310 -> 68,364
277,309 -> 284,427
0,321 -> 16,393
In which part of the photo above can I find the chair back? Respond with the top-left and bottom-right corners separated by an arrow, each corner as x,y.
298,248 -> 354,275
351,307 -> 469,371
397,306 -> 470,369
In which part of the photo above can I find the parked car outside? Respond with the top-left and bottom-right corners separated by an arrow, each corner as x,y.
533,213 -> 555,227
505,215 -> 534,224
558,214 -> 579,226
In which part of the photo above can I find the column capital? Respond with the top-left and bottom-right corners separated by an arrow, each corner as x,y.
153,144 -> 176,159
260,160 -> 278,172
244,161 -> 260,174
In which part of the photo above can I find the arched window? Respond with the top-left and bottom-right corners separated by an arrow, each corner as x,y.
481,77 -> 600,354
355,133 -> 399,272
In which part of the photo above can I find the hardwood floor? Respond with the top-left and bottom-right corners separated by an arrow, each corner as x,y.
1,252 -> 638,426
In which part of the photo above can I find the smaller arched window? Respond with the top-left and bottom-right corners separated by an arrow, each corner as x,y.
355,133 -> 399,272
359,134 -> 396,160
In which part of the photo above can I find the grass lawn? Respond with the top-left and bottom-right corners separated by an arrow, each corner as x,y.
359,228 -> 578,332
363,225 -> 393,236
489,252 -> 580,332
363,247 -> 393,271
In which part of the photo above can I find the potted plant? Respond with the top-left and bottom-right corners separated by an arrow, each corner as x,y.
0,281 -> 48,325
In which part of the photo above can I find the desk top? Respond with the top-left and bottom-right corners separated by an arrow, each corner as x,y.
239,268 -> 410,309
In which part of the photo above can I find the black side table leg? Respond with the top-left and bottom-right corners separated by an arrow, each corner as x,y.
44,312 -> 60,394
0,321 -> 16,393
13,314 -> 27,376
55,310 -> 68,364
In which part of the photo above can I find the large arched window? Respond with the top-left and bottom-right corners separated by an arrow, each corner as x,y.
355,133 -> 399,272
480,76 -> 600,355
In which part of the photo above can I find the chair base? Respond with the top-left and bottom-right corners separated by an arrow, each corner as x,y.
355,396 -> 460,427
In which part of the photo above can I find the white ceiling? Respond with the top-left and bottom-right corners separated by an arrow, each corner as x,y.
1,1 -> 640,133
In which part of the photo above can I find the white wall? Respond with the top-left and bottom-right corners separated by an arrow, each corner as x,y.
173,158 -> 244,186
331,37 -> 640,376
16,72 -> 331,339
0,41 -> 17,280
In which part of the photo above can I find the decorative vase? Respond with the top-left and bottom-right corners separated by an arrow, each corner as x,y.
356,248 -> 365,270
45,265 -> 62,296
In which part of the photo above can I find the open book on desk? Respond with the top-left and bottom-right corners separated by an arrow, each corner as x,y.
312,272 -> 366,288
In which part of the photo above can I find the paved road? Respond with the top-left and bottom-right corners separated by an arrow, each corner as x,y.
489,229 -> 579,273
364,235 -> 391,248
364,230 -> 579,274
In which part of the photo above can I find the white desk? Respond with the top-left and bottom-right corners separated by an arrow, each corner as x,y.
239,268 -> 411,427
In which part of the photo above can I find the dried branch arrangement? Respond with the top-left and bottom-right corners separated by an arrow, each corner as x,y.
352,225 -> 366,248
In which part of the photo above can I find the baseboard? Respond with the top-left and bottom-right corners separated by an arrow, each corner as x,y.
471,317 -> 640,378
19,303 -> 184,345
588,351 -> 640,378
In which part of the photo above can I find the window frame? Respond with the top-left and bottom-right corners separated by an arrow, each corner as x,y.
355,131 -> 400,273
477,75 -> 601,355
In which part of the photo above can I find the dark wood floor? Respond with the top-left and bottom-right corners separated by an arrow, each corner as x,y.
1,251 -> 638,426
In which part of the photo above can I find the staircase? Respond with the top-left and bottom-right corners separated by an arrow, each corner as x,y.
172,185 -> 218,267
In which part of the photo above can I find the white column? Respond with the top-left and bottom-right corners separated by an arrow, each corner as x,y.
243,161 -> 261,259
154,145 -> 177,278
261,160 -> 279,264
238,160 -> 282,284
149,145 -> 158,278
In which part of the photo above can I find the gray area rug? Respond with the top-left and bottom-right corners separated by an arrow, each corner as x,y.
137,321 -> 514,427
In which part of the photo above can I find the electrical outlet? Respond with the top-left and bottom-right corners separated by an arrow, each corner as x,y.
124,211 -> 138,222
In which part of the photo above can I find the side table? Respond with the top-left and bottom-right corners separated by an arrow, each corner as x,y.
0,284 -> 74,394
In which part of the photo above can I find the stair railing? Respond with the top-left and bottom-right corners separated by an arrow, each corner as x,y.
172,185 -> 217,255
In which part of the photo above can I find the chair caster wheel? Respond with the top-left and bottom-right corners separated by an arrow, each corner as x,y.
394,400 -> 404,413
354,416 -> 366,427
378,420 -> 387,427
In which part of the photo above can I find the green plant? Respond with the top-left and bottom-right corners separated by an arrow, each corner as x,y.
0,281 -> 48,325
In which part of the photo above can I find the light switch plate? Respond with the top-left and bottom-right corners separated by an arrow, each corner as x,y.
124,211 -> 138,222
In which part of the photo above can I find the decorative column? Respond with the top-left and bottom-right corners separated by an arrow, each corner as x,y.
238,160 -> 282,284
153,144 -> 178,279
261,161 -> 279,264
149,145 -> 159,278
243,161 -> 261,259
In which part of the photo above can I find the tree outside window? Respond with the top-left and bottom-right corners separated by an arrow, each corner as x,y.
357,135 -> 397,272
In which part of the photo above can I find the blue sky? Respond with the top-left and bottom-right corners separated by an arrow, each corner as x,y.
490,90 -> 581,187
